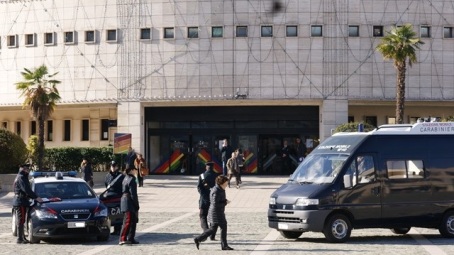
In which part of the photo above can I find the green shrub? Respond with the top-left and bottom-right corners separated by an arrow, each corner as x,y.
333,122 -> 375,134
0,129 -> 28,173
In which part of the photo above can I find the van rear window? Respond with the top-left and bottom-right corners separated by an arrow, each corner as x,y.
387,160 -> 424,179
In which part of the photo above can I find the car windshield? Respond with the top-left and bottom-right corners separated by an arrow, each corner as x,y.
290,153 -> 349,184
34,182 -> 96,199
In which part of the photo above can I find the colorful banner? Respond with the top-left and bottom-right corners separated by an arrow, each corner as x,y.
243,151 -> 257,174
152,149 -> 185,174
197,149 -> 222,173
113,133 -> 131,154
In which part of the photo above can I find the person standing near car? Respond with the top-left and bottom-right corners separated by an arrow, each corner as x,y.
12,164 -> 43,244
119,166 -> 140,245
81,158 -> 94,188
197,162 -> 218,241
104,161 -> 125,235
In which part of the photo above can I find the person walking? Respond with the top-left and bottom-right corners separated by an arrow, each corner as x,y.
294,137 -> 307,164
80,158 -> 94,188
12,164 -> 43,244
197,162 -> 219,241
119,167 -> 140,245
194,175 -> 234,250
221,139 -> 233,176
236,148 -> 245,184
134,153 -> 145,187
104,161 -> 125,235
124,147 -> 137,170
226,152 -> 240,189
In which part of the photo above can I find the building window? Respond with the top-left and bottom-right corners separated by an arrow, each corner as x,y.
348,116 -> 355,123
25,34 -> 35,46
286,25 -> 298,37
140,28 -> 151,40
212,26 -> 223,38
106,29 -> 117,42
31,121 -> 37,136
311,25 -> 323,37
261,26 -> 273,37
82,119 -> 89,141
47,120 -> 53,141
101,119 -> 109,141
85,30 -> 95,43
44,32 -> 54,45
188,27 -> 199,38
365,116 -> 377,127
420,26 -> 431,38
444,27 -> 454,38
1,122 -> 7,129
15,121 -> 21,135
236,26 -> 248,37
7,35 -> 17,48
349,25 -> 359,37
64,120 -> 71,141
387,116 -> 396,124
64,31 -> 75,44
373,26 -> 384,37
164,27 -> 174,39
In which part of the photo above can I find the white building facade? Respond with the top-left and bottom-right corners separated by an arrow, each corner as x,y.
0,0 -> 453,175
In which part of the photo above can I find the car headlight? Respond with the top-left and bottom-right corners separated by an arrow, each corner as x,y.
94,207 -> 108,217
36,209 -> 58,219
295,198 -> 319,206
269,197 -> 276,205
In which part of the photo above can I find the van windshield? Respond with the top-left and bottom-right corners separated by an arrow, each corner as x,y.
290,153 -> 349,184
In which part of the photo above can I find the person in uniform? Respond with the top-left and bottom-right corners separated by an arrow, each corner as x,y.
12,164 -> 43,244
119,166 -> 140,245
194,175 -> 234,250
104,161 -> 125,235
197,161 -> 219,241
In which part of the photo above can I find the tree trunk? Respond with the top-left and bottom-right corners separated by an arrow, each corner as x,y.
38,116 -> 45,170
395,62 -> 407,124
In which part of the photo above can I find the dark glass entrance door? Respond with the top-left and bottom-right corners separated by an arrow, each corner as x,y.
258,135 -> 300,175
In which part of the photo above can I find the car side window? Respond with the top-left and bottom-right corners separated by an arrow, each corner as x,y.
350,155 -> 375,184
387,159 -> 424,179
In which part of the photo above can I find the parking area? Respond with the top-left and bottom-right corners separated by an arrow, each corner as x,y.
0,175 -> 453,255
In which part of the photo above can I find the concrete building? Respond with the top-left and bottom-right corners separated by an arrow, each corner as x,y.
0,0 -> 453,175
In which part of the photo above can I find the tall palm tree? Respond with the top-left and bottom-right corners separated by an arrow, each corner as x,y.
376,24 -> 424,124
16,65 -> 61,170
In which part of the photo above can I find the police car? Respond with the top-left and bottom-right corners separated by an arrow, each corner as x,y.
11,171 -> 111,243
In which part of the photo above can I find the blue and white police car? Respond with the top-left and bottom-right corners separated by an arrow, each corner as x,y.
11,171 -> 111,243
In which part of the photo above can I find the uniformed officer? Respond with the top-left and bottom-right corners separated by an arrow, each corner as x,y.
12,164 -> 43,244
119,166 -> 140,245
104,161 -> 125,235
197,161 -> 219,241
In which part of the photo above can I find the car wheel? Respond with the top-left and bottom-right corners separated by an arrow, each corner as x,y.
391,227 -> 410,235
28,220 -> 40,244
323,214 -> 352,243
279,230 -> 303,239
11,210 -> 17,237
439,211 -> 454,238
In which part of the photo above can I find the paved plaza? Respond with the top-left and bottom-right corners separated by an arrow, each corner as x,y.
0,175 -> 452,255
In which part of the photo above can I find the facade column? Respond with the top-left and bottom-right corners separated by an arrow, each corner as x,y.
117,101 -> 144,154
320,99 -> 348,142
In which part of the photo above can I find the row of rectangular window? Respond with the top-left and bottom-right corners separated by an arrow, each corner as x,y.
1,119 -> 112,142
0,25 -> 450,48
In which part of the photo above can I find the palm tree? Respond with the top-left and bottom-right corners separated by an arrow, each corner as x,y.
376,24 -> 424,124
16,65 -> 61,170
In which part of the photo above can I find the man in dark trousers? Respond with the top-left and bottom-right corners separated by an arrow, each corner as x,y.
13,164 -> 43,244
197,162 -> 219,241
295,137 -> 307,164
221,139 -> 233,176
104,161 -> 125,235
119,166 -> 140,245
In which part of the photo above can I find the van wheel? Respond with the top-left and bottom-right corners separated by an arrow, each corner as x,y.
279,231 -> 303,239
323,214 -> 351,243
11,211 -> 17,237
439,211 -> 454,238
391,227 -> 410,235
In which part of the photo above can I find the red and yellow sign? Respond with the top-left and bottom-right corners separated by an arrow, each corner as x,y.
114,133 -> 131,154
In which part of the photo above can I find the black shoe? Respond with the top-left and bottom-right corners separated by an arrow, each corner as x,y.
222,246 -> 234,250
130,240 -> 140,244
210,237 -> 216,241
194,238 -> 200,250
119,240 -> 131,245
111,231 -> 120,235
16,239 -> 29,244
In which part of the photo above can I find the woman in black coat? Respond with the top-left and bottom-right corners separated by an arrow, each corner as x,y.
194,175 -> 234,250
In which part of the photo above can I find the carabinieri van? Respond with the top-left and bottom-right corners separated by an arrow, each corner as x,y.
268,122 -> 454,243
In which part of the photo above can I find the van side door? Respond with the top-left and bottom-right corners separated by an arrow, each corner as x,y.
338,154 -> 382,227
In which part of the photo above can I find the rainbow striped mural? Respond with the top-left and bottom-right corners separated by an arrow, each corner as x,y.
243,151 -> 258,174
152,149 -> 185,174
197,149 -> 222,173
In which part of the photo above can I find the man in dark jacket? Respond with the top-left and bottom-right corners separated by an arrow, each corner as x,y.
197,162 -> 218,241
221,139 -> 233,176
13,164 -> 43,244
119,167 -> 140,245
104,161 -> 125,235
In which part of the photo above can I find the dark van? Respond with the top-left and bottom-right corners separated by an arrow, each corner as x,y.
268,122 -> 454,242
